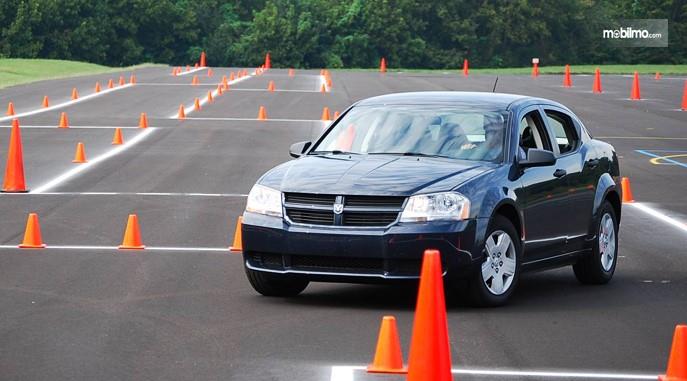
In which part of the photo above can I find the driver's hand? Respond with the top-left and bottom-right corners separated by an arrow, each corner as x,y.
461,143 -> 476,149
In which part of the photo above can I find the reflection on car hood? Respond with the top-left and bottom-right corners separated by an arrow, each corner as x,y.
259,154 -> 494,195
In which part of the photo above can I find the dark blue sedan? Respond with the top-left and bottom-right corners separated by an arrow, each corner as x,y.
240,92 -> 622,306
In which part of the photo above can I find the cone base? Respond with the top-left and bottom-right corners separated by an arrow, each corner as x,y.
118,245 -> 145,250
18,243 -> 46,249
1,189 -> 29,193
72,160 -> 88,163
658,376 -> 682,381
229,246 -> 242,252
366,365 -> 407,374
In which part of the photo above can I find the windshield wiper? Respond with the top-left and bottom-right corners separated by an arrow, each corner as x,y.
309,150 -> 357,155
368,152 -> 452,159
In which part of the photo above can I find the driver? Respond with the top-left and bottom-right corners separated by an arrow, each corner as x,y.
466,115 -> 505,161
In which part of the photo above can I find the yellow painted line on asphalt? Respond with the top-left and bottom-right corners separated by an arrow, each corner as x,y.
649,154 -> 687,165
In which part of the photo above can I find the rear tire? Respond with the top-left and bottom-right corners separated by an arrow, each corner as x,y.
245,266 -> 309,297
573,201 -> 618,284
468,215 -> 522,307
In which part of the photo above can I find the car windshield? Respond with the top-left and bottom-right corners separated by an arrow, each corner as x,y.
310,105 -> 508,162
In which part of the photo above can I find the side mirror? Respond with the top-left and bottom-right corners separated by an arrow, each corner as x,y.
519,148 -> 556,167
289,141 -> 312,158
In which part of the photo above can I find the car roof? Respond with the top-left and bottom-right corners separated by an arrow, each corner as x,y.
355,91 -> 568,112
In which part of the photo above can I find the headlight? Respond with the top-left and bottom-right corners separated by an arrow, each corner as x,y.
245,184 -> 282,217
400,192 -> 470,222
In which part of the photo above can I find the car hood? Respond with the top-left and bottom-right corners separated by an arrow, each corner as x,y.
259,154 -> 494,195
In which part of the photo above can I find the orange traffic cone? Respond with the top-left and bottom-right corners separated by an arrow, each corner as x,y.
380,57 -> 387,73
177,104 -> 186,119
333,111 -> 340,119
659,325 -> 687,381
200,51 -> 207,67
72,142 -> 87,163
563,64 -> 572,87
229,72 -> 235,81
192,75 -> 199,86
138,113 -> 148,128
229,216 -> 243,252
268,81 -> 275,92
58,112 -> 69,128
681,80 -> 687,111
207,68 -> 213,77
532,62 -> 539,78
194,62 -> 199,69
172,67 -> 178,76
2,119 -> 27,192
406,250 -> 453,381
655,72 -> 662,80
119,75 -> 125,85
320,83 -> 327,93
119,214 -> 145,249
321,107 -> 331,121
217,84 -> 224,95
593,68 -> 603,93
18,213 -> 46,248
107,79 -> 114,89
462,59 -> 469,77
265,52 -> 271,69
288,68 -> 295,77
42,96 -> 49,108
186,65 -> 191,72
257,106 -> 267,121
6,102 -> 15,116
130,74 -> 137,84
630,71 -> 641,100
112,128 -> 123,145
367,316 -> 406,373
194,98 -> 201,111
222,75 -> 229,89
207,91 -> 213,103
71,88 -> 79,100
621,177 -> 635,203
95,82 -> 101,93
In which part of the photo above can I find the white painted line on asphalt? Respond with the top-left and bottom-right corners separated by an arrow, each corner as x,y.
329,365 -> 658,380
0,124 -> 140,129
168,70 -> 257,119
1,191 -> 247,197
174,66 -> 208,76
30,128 -> 156,194
138,83 -> 321,92
181,116 -> 328,123
0,84 -> 134,122
628,202 -> 687,234
0,245 -> 230,252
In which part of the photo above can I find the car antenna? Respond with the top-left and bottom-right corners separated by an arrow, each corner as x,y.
492,76 -> 499,92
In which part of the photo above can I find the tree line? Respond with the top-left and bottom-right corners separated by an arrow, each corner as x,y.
0,0 -> 684,69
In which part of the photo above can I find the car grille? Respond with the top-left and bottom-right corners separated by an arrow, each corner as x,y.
283,193 -> 405,227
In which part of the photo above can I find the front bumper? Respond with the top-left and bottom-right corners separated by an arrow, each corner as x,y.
241,212 -> 478,281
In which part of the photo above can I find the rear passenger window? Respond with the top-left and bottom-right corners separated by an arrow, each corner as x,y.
545,110 -> 579,155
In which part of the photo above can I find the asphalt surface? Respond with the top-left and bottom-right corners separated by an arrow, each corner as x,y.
0,66 -> 686,381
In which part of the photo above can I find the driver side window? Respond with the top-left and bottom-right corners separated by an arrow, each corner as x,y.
518,111 -> 552,160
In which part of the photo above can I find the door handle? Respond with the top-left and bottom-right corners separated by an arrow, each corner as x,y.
586,159 -> 600,169
553,169 -> 567,178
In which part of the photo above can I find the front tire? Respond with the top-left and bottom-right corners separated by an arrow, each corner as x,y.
573,201 -> 618,284
245,266 -> 309,297
468,215 -> 522,307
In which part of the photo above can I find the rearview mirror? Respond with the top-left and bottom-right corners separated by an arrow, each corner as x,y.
519,149 -> 556,167
289,141 -> 312,158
